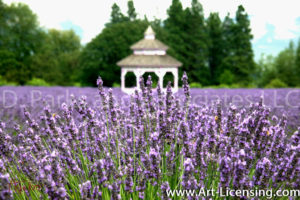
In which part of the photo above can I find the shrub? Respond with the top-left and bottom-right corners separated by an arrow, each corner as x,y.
26,78 -> 51,86
0,75 -> 7,86
113,82 -> 121,88
230,83 -> 243,88
219,70 -> 234,85
245,83 -> 257,88
73,82 -> 82,87
189,82 -> 202,88
265,78 -> 288,88
204,84 -> 230,89
0,75 -> 18,86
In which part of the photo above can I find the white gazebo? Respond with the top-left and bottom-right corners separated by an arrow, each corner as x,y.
117,26 -> 182,94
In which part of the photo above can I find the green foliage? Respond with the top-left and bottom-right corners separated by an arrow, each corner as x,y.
127,0 -> 137,21
204,83 -> 251,89
112,82 -> 121,88
26,78 -> 50,86
256,54 -> 276,87
79,20 -> 148,87
296,39 -> 300,82
265,78 -> 288,88
0,1 -> 81,86
111,3 -> 125,23
219,70 -> 235,85
274,41 -> 298,86
234,5 -> 255,65
0,2 -> 44,84
165,0 -> 185,29
164,0 -> 210,85
125,72 -> 136,88
183,0 -> 210,85
0,50 -> 31,85
162,2 -> 255,87
106,3 -> 129,27
73,82 -> 82,87
207,13 -> 224,85
204,84 -> 230,89
218,84 -> 231,88
220,6 -> 255,85
162,72 -> 174,88
189,82 -> 202,88
257,41 -> 300,88
0,3 -> 44,61
0,75 -> 17,86
30,29 -> 81,86
163,0 -> 186,85
0,75 -> 8,86
245,83 -> 258,88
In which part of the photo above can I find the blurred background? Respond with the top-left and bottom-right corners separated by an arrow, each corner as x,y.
0,0 -> 300,88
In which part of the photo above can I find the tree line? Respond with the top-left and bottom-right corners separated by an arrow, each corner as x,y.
257,41 -> 300,88
0,0 -> 81,86
0,0 -> 299,87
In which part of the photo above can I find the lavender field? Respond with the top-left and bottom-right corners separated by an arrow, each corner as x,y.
0,75 -> 300,199
1,85 -> 299,130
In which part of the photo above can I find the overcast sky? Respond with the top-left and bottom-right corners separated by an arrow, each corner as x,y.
3,0 -> 300,60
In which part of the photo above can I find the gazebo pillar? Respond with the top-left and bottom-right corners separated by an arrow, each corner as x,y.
174,68 -> 178,92
134,70 -> 141,90
121,68 -> 126,92
158,70 -> 165,90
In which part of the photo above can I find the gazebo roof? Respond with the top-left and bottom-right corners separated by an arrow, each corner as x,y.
117,54 -> 182,68
130,26 -> 169,50
117,26 -> 182,68
130,39 -> 168,50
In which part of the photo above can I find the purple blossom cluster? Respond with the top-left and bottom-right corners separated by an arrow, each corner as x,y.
0,74 -> 299,199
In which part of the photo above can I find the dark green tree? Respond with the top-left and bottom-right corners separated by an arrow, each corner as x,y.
31,29 -> 81,85
79,20 -> 148,86
233,5 -> 255,84
0,2 -> 44,84
221,14 -> 235,55
296,39 -> 300,85
0,50 -> 30,84
274,41 -> 297,86
206,12 -> 224,85
219,14 -> 235,84
165,0 -> 185,28
183,0 -> 210,85
107,3 -> 128,26
164,0 -> 186,57
0,3 -> 44,62
0,0 -> 5,22
255,54 -> 275,87
0,0 -> 6,48
0,0 -> 4,8
164,0 -> 190,83
127,0 -> 137,21
150,19 -> 167,38
257,40 -> 300,88
220,6 -> 255,85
